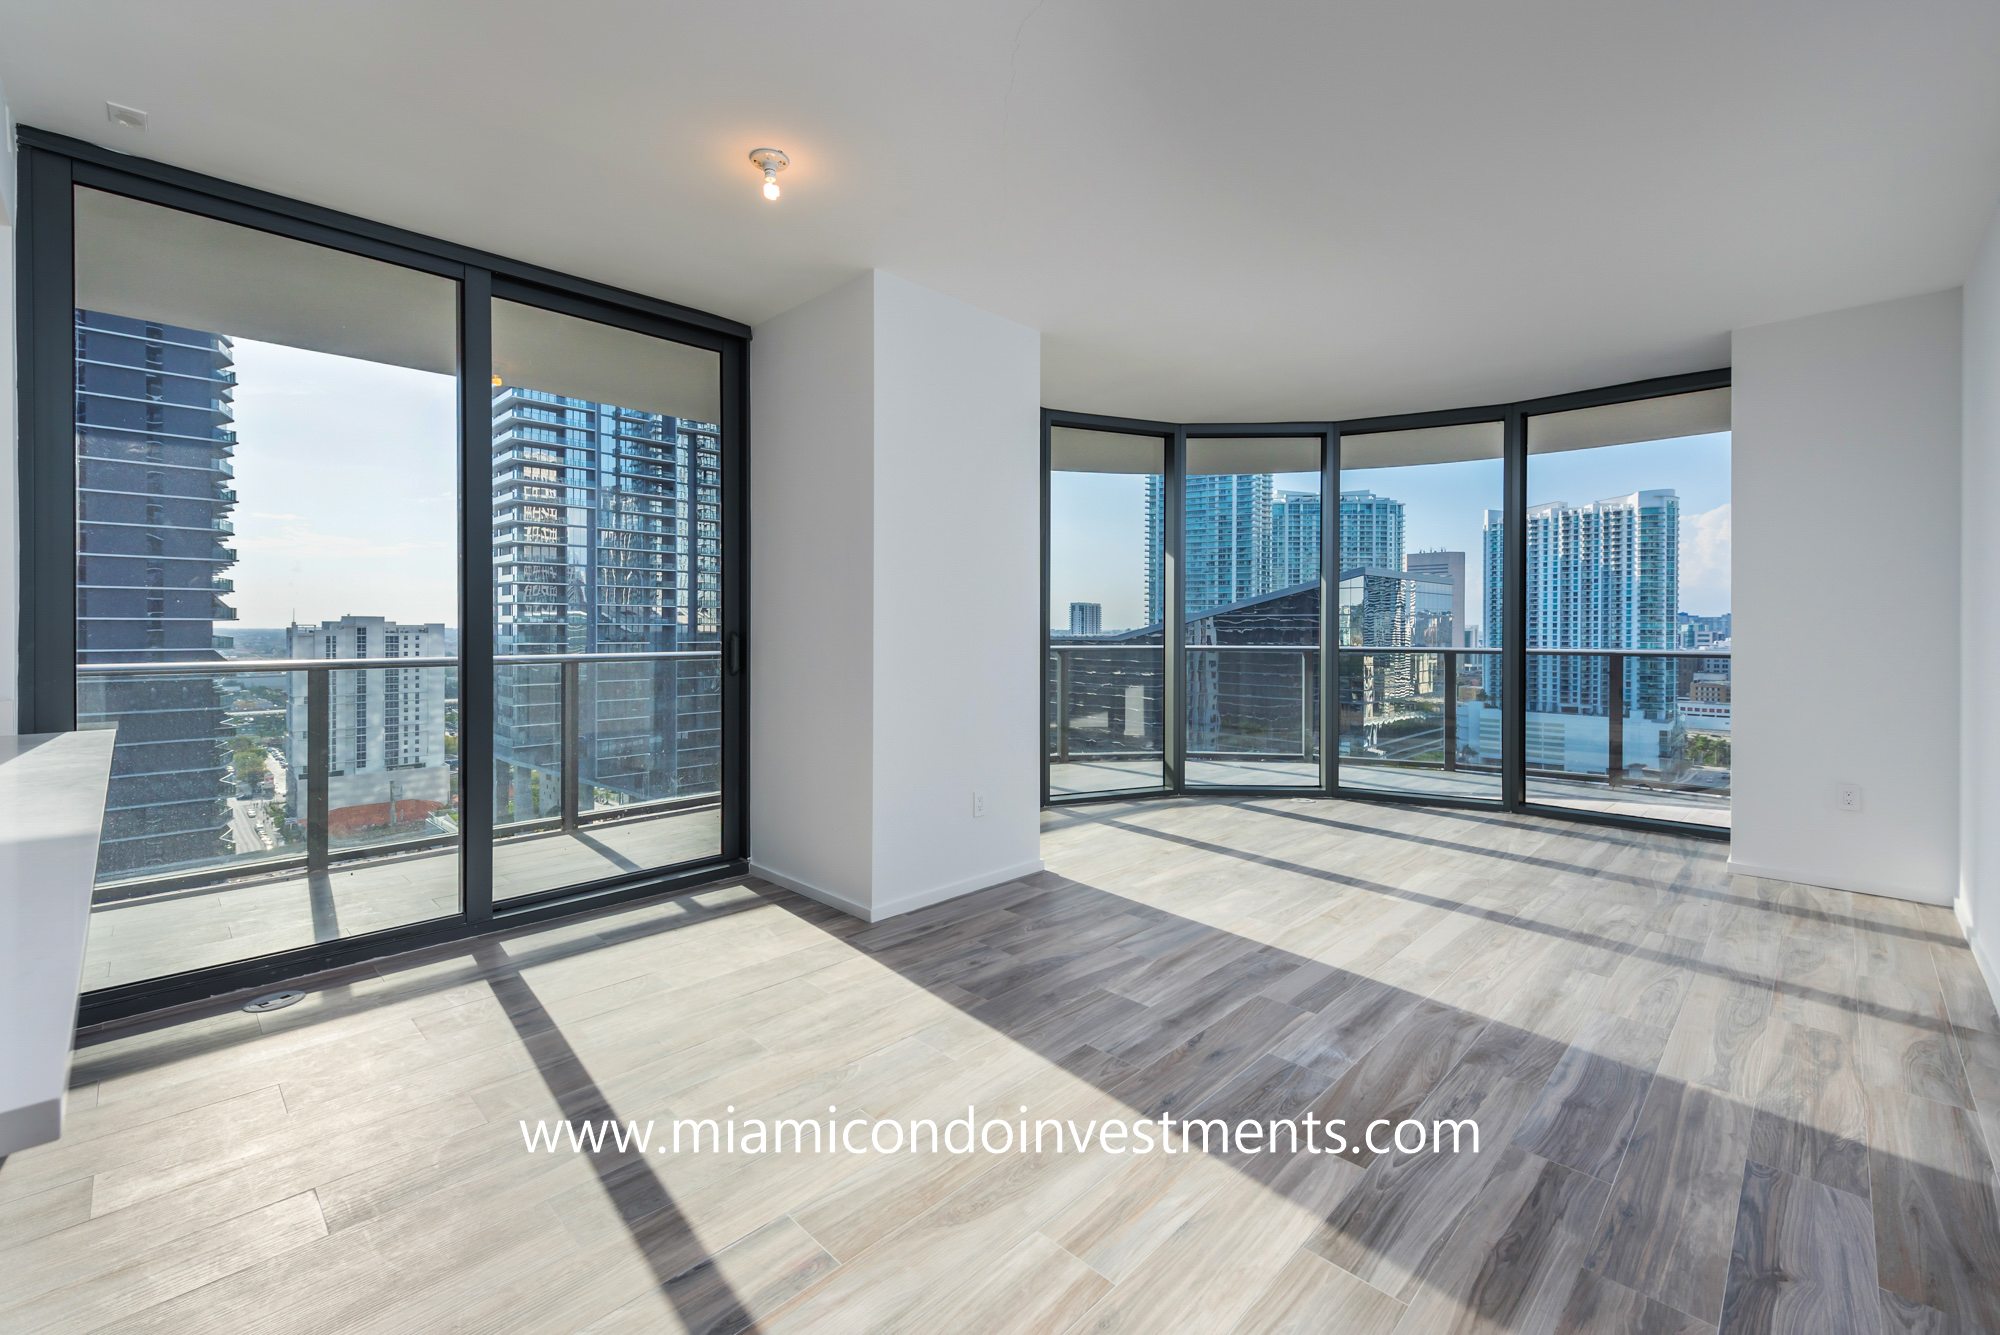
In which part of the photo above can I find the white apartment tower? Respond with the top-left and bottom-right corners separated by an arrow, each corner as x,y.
1339,491 -> 1405,573
286,616 -> 453,832
1271,490 -> 1322,589
1482,490 -> 1680,719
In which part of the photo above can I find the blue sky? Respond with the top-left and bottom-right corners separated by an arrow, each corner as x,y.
1050,432 -> 1732,633
224,339 -> 1730,639
225,339 -> 460,628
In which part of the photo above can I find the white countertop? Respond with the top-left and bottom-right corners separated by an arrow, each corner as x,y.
0,730 -> 116,1156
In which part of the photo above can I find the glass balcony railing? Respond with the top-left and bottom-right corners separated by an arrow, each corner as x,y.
77,657 -> 464,896
72,651 -> 728,903
492,652 -> 723,836
1046,642 -> 1166,795
1519,647 -> 1731,828
1337,647 -> 1504,802
1184,645 -> 1321,788
1046,641 -> 1730,828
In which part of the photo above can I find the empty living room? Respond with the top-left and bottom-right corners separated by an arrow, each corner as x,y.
4,3 -> 2000,1332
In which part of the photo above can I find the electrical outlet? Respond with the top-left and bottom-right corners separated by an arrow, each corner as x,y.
971,790 -> 987,818
1836,782 -> 1862,813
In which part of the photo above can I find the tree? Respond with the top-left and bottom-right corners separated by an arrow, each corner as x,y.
229,735 -> 269,789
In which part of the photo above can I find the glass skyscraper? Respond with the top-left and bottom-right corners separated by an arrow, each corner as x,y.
74,312 -> 240,878
491,386 -> 722,821
1171,473 -> 1273,618
1144,482 -> 1405,624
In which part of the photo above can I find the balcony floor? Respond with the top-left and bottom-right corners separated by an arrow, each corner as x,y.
1050,756 -> 1730,828
8,796 -> 1989,1333
82,808 -> 722,992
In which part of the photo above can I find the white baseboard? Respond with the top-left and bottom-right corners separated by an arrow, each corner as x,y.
1957,897 -> 2000,1020
747,861 -> 871,920
1724,855 -> 1953,906
872,859 -> 1047,921
748,858 -> 1046,924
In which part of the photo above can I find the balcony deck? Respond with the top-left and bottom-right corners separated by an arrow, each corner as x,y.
82,808 -> 722,992
1050,756 -> 1730,828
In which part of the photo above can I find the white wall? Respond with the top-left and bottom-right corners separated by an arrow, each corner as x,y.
748,273 -> 878,909
869,272 -> 1042,916
750,270 -> 1042,920
1731,289 -> 1963,903
1960,200 -> 2000,984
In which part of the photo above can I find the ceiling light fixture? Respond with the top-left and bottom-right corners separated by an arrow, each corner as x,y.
748,147 -> 789,201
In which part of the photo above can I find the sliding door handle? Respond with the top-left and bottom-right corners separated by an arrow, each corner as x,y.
726,631 -> 744,676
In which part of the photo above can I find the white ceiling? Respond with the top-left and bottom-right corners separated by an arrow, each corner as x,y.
6,0 -> 1999,422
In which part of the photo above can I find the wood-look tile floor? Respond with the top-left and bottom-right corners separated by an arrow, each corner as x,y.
5,796 -> 1997,1333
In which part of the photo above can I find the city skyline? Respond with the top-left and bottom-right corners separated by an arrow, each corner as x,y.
1050,432 -> 1731,633
74,309 -> 723,875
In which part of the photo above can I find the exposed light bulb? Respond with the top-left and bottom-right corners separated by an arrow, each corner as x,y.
749,147 -> 790,202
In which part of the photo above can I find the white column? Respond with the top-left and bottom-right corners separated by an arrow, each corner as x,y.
750,271 -> 1041,920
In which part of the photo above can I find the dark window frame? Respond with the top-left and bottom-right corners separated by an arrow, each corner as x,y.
14,128 -> 752,1025
1042,366 -> 1732,841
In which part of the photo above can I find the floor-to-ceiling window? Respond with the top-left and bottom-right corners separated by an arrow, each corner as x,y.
1182,436 -> 1325,789
69,186 -> 463,990
1523,389 -> 1731,828
489,297 -> 727,898
18,138 -> 749,1019
1046,426 -> 1169,797
1335,422 -> 1506,802
1042,377 -> 1729,836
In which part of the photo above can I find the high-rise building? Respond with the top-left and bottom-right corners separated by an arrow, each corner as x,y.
1145,473 -> 1273,622
74,312 -> 239,878
491,386 -> 722,820
1266,489 -> 1410,594
1179,584 -> 1320,757
1271,490 -> 1321,589
1338,569 -> 1455,651
1676,611 -> 1731,649
286,617 -> 452,833
1339,491 -> 1405,572
1484,490 -> 1680,719
1144,482 -> 1398,624
1067,602 -> 1102,636
1333,567 -> 1456,743
1403,550 -> 1465,650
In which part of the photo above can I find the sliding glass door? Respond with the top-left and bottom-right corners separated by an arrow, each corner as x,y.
489,294 -> 729,898
20,142 -> 750,1016
69,186 -> 464,989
